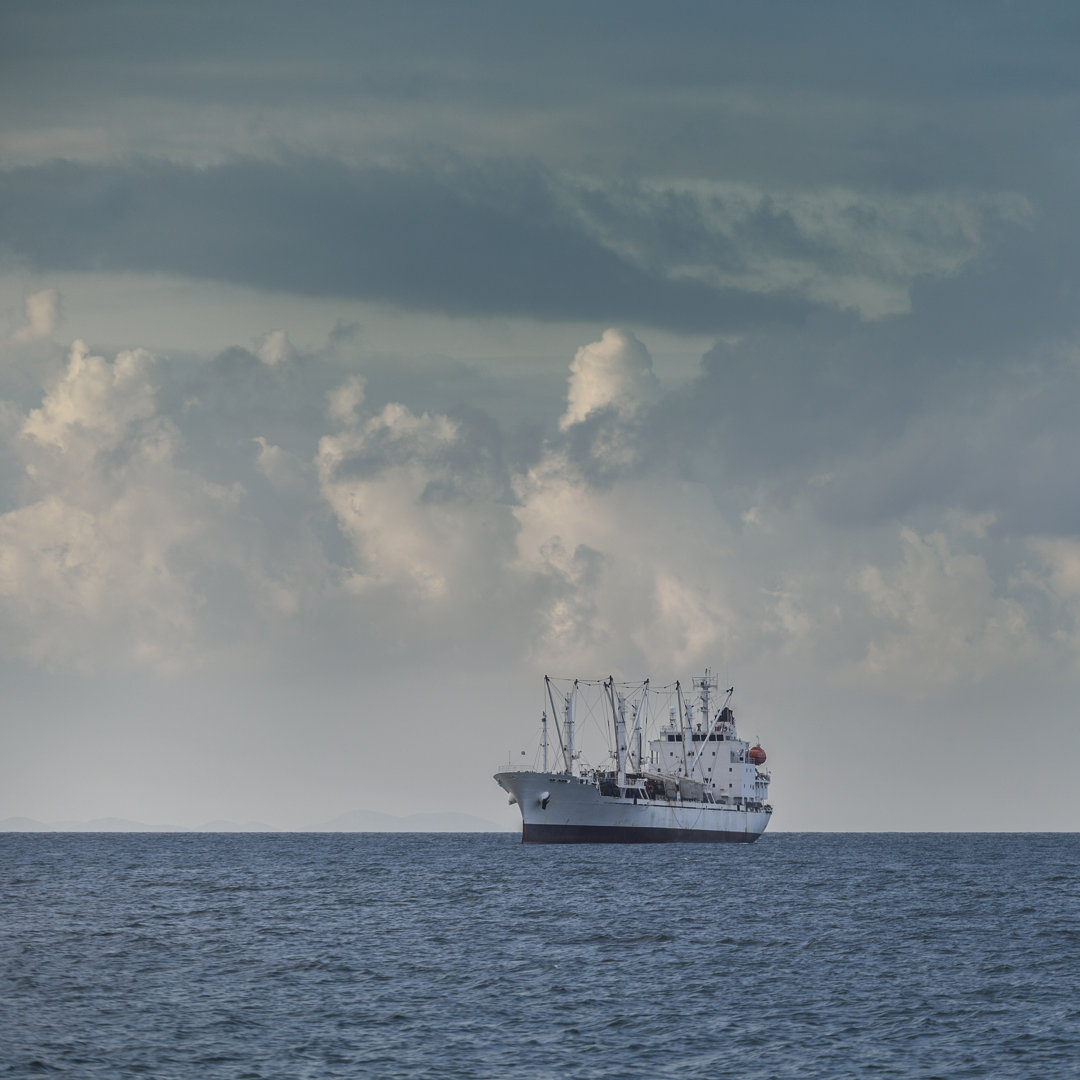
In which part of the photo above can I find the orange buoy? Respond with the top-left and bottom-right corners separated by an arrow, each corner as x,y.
748,745 -> 767,765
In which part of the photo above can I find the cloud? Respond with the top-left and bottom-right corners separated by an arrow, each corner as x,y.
11,289 -> 61,343
0,341 -> 221,668
560,328 -> 658,430
846,522 -> 1035,689
327,374 -> 366,428
1030,537 -> 1080,601
0,314 -> 1076,695
255,329 -> 295,368
0,156 -> 848,333
635,571 -> 732,672
316,400 -> 515,602
5,2 -> 1077,200
0,338 -> 328,670
22,339 -> 158,456
511,446 -> 745,673
565,179 -> 1028,319
552,328 -> 668,484
1024,537 -> 1080,666
253,436 -> 308,495
7,1 -> 1080,831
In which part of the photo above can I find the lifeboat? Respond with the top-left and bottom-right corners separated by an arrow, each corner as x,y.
748,744 -> 767,765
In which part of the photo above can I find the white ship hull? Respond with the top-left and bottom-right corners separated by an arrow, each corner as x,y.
495,770 -> 771,844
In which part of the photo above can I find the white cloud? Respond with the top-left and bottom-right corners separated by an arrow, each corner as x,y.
633,571 -> 731,671
0,340 -> 301,671
848,524 -> 1033,689
253,436 -> 309,494
1029,536 -> 1080,599
12,289 -> 61,343
327,374 -> 366,427
513,450 -> 740,672
0,323 -> 1065,697
22,340 -> 158,459
1024,537 -> 1080,666
317,400 -> 513,601
565,178 -> 1032,318
559,328 -> 659,430
760,578 -> 817,644
255,329 -> 296,368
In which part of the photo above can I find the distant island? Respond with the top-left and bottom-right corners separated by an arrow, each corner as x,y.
0,810 -> 509,833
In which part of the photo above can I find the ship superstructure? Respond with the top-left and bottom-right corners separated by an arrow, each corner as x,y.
495,671 -> 773,843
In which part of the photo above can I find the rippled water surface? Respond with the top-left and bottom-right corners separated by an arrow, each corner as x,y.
2,833 -> 1078,1078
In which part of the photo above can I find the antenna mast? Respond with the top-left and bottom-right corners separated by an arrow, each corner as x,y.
686,669 -> 720,780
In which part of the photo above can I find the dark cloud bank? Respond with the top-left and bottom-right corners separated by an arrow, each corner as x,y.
0,157 -> 821,333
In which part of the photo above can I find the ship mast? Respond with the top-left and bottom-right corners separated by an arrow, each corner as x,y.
544,675 -> 571,774
564,685 -> 576,775
613,680 -> 629,785
618,679 -> 649,772
686,670 -> 720,781
675,680 -> 690,776
635,681 -> 647,771
604,677 -> 627,785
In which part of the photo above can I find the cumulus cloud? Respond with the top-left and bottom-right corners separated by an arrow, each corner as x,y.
9,2 -> 1080,829
512,446 -> 743,673
847,523 -> 1034,689
559,328 -> 658,430
11,289 -> 61,343
256,329 -> 296,368
0,314 -> 1075,696
253,436 -> 309,494
1022,537 -> 1080,667
507,313 -> 1080,686
1029,537 -> 1080,600
0,342 -> 219,668
22,339 -> 158,457
0,338 -> 329,671
327,374 -> 366,428
317,401 -> 515,602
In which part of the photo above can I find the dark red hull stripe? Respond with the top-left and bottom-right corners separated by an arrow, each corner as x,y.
521,822 -> 761,844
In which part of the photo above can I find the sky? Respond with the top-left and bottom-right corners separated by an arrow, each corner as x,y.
2,1 -> 1080,830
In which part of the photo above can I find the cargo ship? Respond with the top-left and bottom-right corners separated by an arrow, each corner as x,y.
495,671 -> 772,843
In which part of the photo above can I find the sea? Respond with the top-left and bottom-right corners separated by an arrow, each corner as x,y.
2,832 -> 1078,1079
